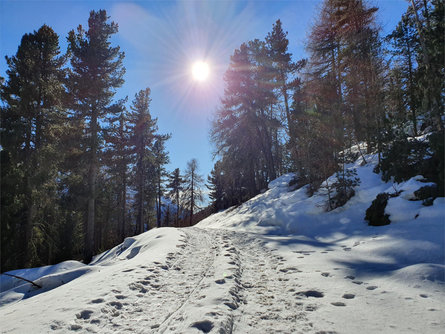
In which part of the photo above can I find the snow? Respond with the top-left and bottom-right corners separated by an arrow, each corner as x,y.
1,154 -> 444,333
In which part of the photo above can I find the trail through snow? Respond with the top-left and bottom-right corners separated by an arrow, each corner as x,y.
2,226 -> 443,333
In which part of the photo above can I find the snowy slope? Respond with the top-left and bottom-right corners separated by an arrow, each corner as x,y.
0,153 -> 444,333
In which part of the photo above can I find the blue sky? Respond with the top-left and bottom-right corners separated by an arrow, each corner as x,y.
1,0 -> 408,183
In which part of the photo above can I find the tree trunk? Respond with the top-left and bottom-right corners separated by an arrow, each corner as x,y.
85,111 -> 98,263
122,174 -> 127,241
23,121 -> 34,267
175,189 -> 179,226
157,171 -> 162,228
190,171 -> 194,226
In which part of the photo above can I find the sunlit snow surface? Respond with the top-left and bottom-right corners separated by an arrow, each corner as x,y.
1,154 -> 444,333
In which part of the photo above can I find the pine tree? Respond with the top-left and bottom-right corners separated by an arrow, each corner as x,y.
67,10 -> 125,262
104,103 -> 130,242
266,19 -> 307,168
166,168 -> 184,226
127,88 -> 158,234
206,161 -> 225,212
409,0 -> 444,131
386,10 -> 421,135
1,25 -> 67,269
182,159 -> 204,226
211,41 -> 279,200
153,137 -> 171,228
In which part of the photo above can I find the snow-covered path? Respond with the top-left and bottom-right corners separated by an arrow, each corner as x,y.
1,225 -> 444,333
68,227 -> 315,333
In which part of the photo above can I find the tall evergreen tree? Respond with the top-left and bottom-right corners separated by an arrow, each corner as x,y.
127,88 -> 158,234
104,104 -> 130,242
1,25 -> 67,269
182,159 -> 204,226
67,10 -> 125,262
206,161 -> 226,212
166,168 -> 184,226
153,137 -> 171,228
409,0 -> 444,131
386,10 -> 421,135
211,41 -> 280,200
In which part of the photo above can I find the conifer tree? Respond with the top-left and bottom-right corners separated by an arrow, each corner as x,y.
207,161 -> 225,212
182,159 -> 204,226
1,25 -> 67,269
104,104 -> 130,242
211,41 -> 279,199
386,10 -> 421,135
409,0 -> 443,131
127,88 -> 158,234
153,137 -> 171,228
67,10 -> 125,262
166,168 -> 184,226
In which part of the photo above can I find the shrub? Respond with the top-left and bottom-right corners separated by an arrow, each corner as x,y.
414,185 -> 440,206
327,169 -> 360,211
365,193 -> 391,226
376,131 -> 444,196
376,137 -> 429,183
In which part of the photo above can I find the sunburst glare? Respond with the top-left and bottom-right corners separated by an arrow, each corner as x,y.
192,61 -> 210,81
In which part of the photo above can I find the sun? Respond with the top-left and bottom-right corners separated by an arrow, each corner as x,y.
192,61 -> 210,81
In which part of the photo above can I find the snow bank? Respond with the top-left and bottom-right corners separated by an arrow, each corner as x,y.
198,152 -> 445,281
0,227 -> 184,307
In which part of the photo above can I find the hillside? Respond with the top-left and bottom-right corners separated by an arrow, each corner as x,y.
0,153 -> 444,333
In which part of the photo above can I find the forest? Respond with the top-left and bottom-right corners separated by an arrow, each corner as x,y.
1,0 -> 443,273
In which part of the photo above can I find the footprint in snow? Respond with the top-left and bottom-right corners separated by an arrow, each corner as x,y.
366,286 -> 378,290
50,320 -> 65,330
305,305 -> 318,312
137,280 -> 150,286
344,275 -> 355,280
280,267 -> 301,273
190,320 -> 214,333
331,302 -> 346,307
76,310 -> 93,320
115,295 -> 126,300
419,294 -> 428,298
90,298 -> 104,304
297,290 -> 324,298
321,272 -> 331,277
352,281 -> 363,285
224,302 -> 238,310
108,301 -> 123,310
69,324 -> 82,331
342,293 -> 355,299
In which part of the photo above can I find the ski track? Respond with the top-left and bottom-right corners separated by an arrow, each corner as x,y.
50,227 -> 325,333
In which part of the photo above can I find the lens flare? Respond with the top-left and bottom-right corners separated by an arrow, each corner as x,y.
192,61 -> 210,81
